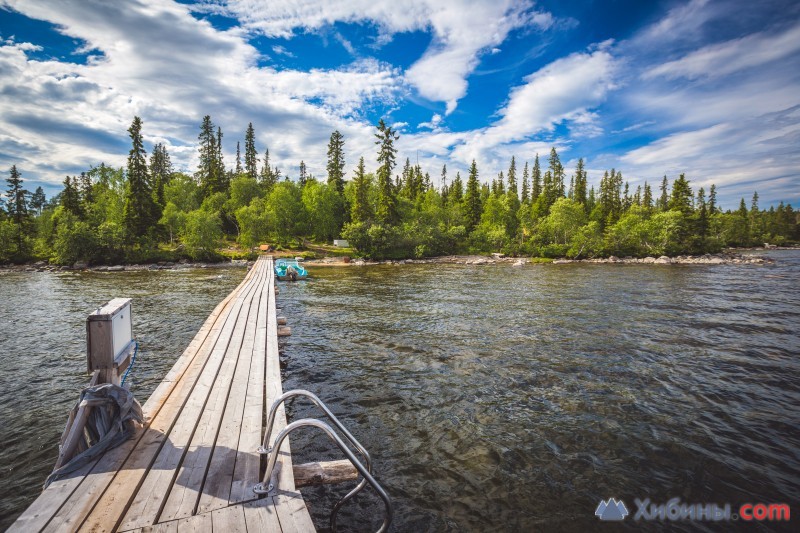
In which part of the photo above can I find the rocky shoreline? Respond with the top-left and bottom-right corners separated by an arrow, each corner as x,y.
1,249 -> 787,273
306,251 -> 776,267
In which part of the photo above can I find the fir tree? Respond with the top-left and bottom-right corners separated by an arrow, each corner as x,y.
351,156 -> 370,223
463,159 -> 481,232
244,122 -> 258,180
123,116 -> 159,239
326,130 -> 345,194
374,119 -> 399,224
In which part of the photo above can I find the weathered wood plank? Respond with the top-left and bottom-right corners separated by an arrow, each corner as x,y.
68,264 -> 265,533
211,504 -> 247,533
142,520 -> 178,533
196,265 -> 265,514
273,492 -> 316,533
228,263 -> 270,505
118,265 -> 266,530
175,513 -> 211,533
153,264 -> 267,524
243,499 -> 282,532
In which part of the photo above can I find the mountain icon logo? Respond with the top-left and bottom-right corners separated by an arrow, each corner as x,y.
595,498 -> 629,521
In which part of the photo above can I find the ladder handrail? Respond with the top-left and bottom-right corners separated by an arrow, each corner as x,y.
259,389 -> 374,530
260,389 -> 371,472
255,418 -> 393,533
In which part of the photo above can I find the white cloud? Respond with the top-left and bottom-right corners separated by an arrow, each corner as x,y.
218,0 -> 553,113
451,48 -> 616,163
644,22 -> 800,81
0,0 -> 404,185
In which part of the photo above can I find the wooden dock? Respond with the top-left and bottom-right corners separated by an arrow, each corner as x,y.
11,256 -> 316,532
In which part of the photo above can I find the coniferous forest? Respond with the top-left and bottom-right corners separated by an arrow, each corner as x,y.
1,116 -> 798,265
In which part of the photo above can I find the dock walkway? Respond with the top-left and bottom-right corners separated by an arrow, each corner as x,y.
11,256 -> 315,532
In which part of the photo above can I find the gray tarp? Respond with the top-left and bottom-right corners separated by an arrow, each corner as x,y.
44,383 -> 143,488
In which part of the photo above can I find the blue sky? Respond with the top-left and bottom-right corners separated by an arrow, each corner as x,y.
1,0 -> 798,208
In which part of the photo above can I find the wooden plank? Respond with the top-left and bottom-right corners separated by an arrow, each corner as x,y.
211,505 -> 247,533
175,513 -> 211,533
273,492 -> 316,533
228,261 -> 269,505
142,520 -> 178,533
243,499 -> 282,532
120,263 -> 267,529
19,267 -> 258,533
196,264 -> 266,513
264,259 -> 314,532
53,263 -> 265,533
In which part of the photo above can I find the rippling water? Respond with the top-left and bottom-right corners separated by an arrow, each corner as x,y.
0,267 -> 245,529
1,253 -> 799,531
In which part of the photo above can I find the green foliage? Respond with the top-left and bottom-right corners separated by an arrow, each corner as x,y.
123,116 -> 160,240
181,209 -> 222,260
302,181 -> 344,242
265,181 -> 306,246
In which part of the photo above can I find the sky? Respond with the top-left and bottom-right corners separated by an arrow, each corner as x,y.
0,0 -> 798,209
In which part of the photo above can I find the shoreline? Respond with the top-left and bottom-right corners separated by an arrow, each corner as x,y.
2,246 -> 795,273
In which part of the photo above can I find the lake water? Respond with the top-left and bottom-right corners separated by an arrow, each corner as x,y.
1,252 -> 799,531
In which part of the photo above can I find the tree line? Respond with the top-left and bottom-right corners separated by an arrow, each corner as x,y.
1,116 -> 798,264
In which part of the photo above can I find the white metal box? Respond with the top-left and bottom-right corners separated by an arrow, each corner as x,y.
87,298 -> 134,376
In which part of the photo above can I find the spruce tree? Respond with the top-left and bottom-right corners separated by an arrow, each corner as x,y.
573,158 -> 587,206
708,184 -> 717,214
29,186 -> 46,215
521,162 -> 530,204
244,122 -> 258,180
374,119 -> 399,224
669,173 -> 693,215
6,165 -> 30,251
548,147 -> 565,198
659,176 -> 669,211
149,143 -> 172,207
351,156 -> 370,223
326,130 -> 345,194
440,164 -> 448,202
507,156 -> 517,198
196,115 -> 217,197
463,159 -> 482,232
235,141 -> 242,175
531,154 -> 542,201
123,116 -> 158,240
299,160 -> 308,187
643,182 -> 653,210
260,148 -> 277,190
216,126 -> 228,192
450,172 -> 464,205
61,176 -> 83,218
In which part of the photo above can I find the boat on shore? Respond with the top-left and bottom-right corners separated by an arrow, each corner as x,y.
274,258 -> 308,281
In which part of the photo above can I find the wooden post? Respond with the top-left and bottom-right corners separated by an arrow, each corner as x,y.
87,298 -> 135,385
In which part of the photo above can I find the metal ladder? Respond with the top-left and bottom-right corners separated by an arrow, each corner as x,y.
254,389 -> 393,533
